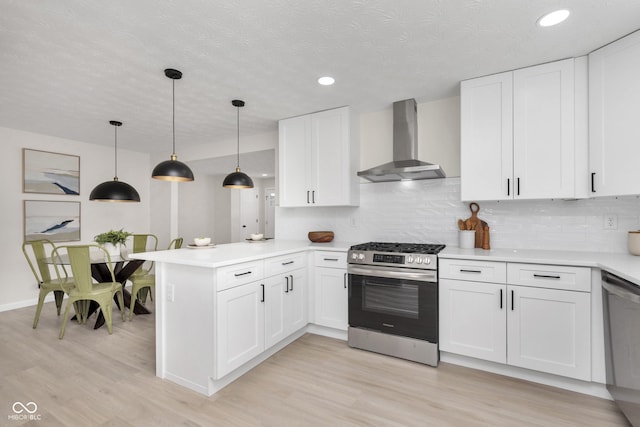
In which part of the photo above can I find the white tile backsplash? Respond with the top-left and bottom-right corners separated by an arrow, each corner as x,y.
275,177 -> 640,253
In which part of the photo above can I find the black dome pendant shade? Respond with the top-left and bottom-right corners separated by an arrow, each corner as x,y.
152,68 -> 195,182
223,100 -> 254,189
90,121 -> 141,202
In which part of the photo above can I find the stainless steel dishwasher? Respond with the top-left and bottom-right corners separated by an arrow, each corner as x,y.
602,270 -> 640,426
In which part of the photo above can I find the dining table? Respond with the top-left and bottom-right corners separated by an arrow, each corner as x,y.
46,252 -> 149,329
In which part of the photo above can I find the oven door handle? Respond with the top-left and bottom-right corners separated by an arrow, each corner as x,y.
348,265 -> 436,282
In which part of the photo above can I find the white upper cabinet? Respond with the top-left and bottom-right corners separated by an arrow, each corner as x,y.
278,106 -> 359,207
460,72 -> 513,201
461,58 -> 588,201
589,30 -> 640,197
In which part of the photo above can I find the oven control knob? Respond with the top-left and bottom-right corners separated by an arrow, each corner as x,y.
424,258 -> 431,265
416,257 -> 423,264
351,253 -> 358,260
407,256 -> 414,263
358,253 -> 365,260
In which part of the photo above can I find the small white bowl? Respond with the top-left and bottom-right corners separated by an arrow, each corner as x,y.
193,237 -> 211,246
250,233 -> 264,241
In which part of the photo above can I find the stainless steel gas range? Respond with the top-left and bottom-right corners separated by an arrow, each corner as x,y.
347,242 -> 445,367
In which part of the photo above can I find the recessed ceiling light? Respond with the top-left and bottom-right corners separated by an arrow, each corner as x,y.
537,9 -> 570,27
261,173 -> 268,177
318,76 -> 335,86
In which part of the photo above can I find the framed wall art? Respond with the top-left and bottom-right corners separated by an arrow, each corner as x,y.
23,148 -> 80,195
24,200 -> 81,242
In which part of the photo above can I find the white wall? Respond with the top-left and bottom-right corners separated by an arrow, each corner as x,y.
1,127 -> 151,311
275,177 -> 640,253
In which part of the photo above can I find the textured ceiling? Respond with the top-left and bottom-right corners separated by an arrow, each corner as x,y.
1,0 -> 640,157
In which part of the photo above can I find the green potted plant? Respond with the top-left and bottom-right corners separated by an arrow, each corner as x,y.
94,229 -> 132,257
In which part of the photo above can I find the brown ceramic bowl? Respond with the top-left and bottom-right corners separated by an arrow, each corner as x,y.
308,231 -> 334,243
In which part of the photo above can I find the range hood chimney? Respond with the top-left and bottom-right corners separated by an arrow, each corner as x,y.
357,98 -> 445,182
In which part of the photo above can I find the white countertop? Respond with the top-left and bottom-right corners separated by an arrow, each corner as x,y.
131,239 -> 640,286
440,247 -> 640,286
129,239 -> 353,269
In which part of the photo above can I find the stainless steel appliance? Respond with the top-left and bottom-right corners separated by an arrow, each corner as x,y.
347,242 -> 445,366
602,271 -> 640,426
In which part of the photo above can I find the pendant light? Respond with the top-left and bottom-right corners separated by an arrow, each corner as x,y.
89,121 -> 141,202
152,68 -> 195,182
223,100 -> 254,189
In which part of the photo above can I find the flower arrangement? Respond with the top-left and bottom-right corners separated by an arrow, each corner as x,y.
94,229 -> 131,246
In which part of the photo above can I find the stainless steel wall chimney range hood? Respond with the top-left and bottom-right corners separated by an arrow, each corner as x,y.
357,98 -> 445,182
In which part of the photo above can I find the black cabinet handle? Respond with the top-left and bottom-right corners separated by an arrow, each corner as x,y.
312,190 -> 316,203
507,178 -> 510,196
591,172 -> 596,193
282,261 -> 294,266
307,191 -> 310,204
533,274 -> 561,280
289,274 -> 294,291
324,258 -> 339,261
285,276 -> 289,293
511,290 -> 515,311
460,269 -> 482,274
500,289 -> 503,309
517,178 -> 520,196
261,284 -> 265,302
344,272 -> 347,289
234,271 -> 252,277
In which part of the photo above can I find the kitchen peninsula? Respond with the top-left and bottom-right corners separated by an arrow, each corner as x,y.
130,240 -> 350,396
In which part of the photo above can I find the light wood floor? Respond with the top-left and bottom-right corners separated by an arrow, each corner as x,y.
0,301 -> 630,427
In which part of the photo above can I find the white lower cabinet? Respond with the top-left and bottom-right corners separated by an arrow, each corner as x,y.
439,279 -> 507,363
439,259 -> 592,381
313,251 -> 348,330
265,268 -> 307,349
507,285 -> 591,380
215,280 -> 265,379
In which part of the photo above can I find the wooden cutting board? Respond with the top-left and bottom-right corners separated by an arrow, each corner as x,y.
463,202 -> 488,248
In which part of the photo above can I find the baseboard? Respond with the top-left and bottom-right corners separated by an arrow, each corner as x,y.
441,351 -> 612,400
306,323 -> 348,341
0,293 -> 57,313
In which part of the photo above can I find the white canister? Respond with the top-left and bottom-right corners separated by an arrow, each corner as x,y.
628,231 -> 640,256
459,230 -> 476,249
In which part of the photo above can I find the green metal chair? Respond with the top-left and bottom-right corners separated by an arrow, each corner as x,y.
52,245 -> 125,339
129,234 -> 158,318
167,237 -> 183,250
22,239 -> 74,329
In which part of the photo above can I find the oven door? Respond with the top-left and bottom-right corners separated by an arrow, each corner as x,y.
348,265 -> 437,342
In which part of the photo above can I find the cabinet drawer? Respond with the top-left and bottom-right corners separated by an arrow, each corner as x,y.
507,263 -> 590,292
264,252 -> 307,277
439,259 -> 507,283
216,261 -> 264,292
314,251 -> 347,269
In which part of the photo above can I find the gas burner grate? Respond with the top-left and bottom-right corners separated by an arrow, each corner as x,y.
350,242 -> 446,255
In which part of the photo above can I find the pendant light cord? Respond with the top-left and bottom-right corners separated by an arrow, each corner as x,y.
113,125 -> 118,180
172,78 -> 176,156
236,105 -> 240,168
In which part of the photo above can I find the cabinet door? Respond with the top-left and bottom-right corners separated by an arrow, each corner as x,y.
314,267 -> 348,330
278,115 -> 311,207
312,107 -> 351,206
439,279 -> 507,363
264,275 -> 287,349
460,71 -> 513,201
287,268 -> 308,333
513,59 -> 575,199
507,285 -> 591,381
216,281 -> 265,379
589,30 -> 640,196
